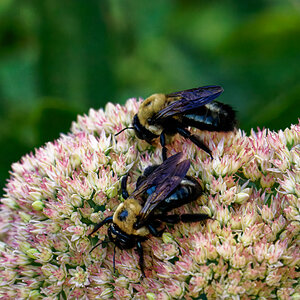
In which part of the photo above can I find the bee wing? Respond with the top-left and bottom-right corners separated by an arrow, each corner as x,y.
130,152 -> 187,199
133,154 -> 191,228
152,85 -> 223,121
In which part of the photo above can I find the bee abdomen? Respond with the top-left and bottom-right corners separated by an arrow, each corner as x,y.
182,101 -> 236,132
157,177 -> 202,213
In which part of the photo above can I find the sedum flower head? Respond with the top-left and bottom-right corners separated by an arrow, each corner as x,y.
0,98 -> 299,299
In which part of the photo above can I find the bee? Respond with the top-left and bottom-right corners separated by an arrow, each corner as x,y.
116,85 -> 236,160
89,152 -> 210,277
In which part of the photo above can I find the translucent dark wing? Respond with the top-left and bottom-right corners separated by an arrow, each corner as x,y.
133,154 -> 191,228
151,85 -> 223,122
130,152 -> 187,199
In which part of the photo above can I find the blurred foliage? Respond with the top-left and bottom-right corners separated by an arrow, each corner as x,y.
0,0 -> 299,191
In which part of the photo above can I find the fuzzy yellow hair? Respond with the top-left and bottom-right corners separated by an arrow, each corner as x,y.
113,198 -> 149,236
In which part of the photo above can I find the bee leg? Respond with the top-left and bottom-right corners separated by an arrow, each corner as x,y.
136,241 -> 146,278
156,213 -> 210,224
147,224 -> 165,237
113,245 -> 117,273
160,131 -> 168,161
156,214 -> 180,223
89,240 -> 107,253
176,127 -> 212,158
121,175 -> 129,199
179,213 -> 211,223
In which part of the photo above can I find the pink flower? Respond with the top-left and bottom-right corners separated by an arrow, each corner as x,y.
0,99 -> 299,299
69,266 -> 90,287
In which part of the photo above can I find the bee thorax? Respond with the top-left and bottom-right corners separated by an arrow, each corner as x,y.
138,93 -> 166,126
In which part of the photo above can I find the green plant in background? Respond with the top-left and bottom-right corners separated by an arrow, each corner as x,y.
0,99 -> 299,299
0,1 -> 299,190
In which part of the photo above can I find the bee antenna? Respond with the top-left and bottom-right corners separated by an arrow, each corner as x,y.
89,216 -> 113,236
115,127 -> 135,136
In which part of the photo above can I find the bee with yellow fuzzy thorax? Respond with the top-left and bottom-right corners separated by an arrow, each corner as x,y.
116,85 -> 237,160
89,153 -> 210,277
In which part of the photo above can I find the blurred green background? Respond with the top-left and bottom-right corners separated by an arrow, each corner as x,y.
0,0 -> 299,192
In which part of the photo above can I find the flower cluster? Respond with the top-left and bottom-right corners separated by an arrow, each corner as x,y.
0,98 -> 299,299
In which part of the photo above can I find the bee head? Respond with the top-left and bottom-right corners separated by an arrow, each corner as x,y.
107,223 -> 136,249
132,114 -> 158,142
113,198 -> 150,237
113,198 -> 141,234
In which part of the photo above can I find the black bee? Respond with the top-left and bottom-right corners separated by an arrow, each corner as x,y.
89,152 -> 210,277
116,85 -> 236,160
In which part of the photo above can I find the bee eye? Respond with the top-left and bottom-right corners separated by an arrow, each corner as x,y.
118,210 -> 128,221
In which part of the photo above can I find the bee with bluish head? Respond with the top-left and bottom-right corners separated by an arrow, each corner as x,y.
89,152 -> 210,277
116,85 -> 237,160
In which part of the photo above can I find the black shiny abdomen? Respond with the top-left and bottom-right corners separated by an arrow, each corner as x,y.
156,176 -> 202,213
137,164 -> 202,216
181,101 -> 236,132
